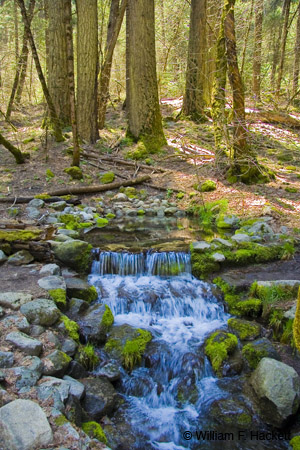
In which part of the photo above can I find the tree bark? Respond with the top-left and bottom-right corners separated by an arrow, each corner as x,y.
126,0 -> 165,150
252,0 -> 264,102
76,0 -> 99,143
206,0 -> 222,104
98,0 -> 127,129
16,0 -> 64,142
293,1 -> 300,99
182,0 -> 207,121
0,131 -> 25,164
240,0 -> 254,77
275,0 -> 291,99
14,0 -> 19,63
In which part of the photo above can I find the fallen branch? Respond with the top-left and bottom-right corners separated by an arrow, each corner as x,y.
246,110 -> 300,128
82,157 -> 129,180
0,196 -> 80,204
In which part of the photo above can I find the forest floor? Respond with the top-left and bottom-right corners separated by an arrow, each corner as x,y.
1,98 -> 300,232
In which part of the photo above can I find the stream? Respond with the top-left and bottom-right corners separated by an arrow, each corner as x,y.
88,251 -> 289,450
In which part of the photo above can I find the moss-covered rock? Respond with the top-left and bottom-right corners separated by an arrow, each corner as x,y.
79,303 -> 114,344
216,214 -> 239,229
209,398 -> 252,428
42,350 -> 71,377
66,278 -> 98,303
200,180 -> 217,192
99,171 -> 115,184
48,288 -> 67,309
290,436 -> 300,450
53,240 -> 93,274
60,315 -> 80,342
227,318 -> 261,341
191,250 -> 220,279
75,343 -> 99,371
242,338 -> 280,369
82,421 -> 107,444
205,330 -> 238,377
0,229 -> 42,242
64,166 -> 83,180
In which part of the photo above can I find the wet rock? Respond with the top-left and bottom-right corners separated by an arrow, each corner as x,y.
39,263 -> 61,276
222,349 -> 244,377
63,375 -> 85,400
61,338 -> 78,357
20,298 -> 61,326
248,222 -> 274,235
7,250 -> 34,266
53,239 -> 93,273
42,350 -> 71,377
228,318 -> 262,341
6,331 -> 42,356
210,398 -> 253,429
67,360 -> 88,379
250,357 -> 300,427
0,292 -> 33,310
216,214 -> 240,229
0,250 -> 7,263
0,352 -> 14,368
68,298 -> 89,320
65,278 -> 98,303
242,338 -> 280,369
0,399 -> 53,450
1,315 -> 30,333
79,303 -> 113,344
64,395 -> 84,426
81,377 -> 118,420
96,362 -> 121,382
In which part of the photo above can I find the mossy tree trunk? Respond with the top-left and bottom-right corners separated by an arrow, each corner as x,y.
126,0 -> 166,151
293,287 -> 300,352
252,0 -> 264,103
0,131 -> 25,164
76,0 -> 99,143
206,0 -> 222,104
98,0 -> 127,130
275,0 -> 291,99
182,0 -> 207,122
17,0 -> 64,142
293,0 -> 300,100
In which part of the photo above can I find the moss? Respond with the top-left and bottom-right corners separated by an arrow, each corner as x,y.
34,194 -> 51,200
242,342 -> 268,369
0,229 -> 42,242
54,414 -> 68,426
281,319 -> 294,346
191,251 -> 220,279
293,288 -> 300,352
46,169 -> 55,178
126,142 -> 148,160
96,218 -> 109,228
290,436 -> 300,450
76,343 -> 99,370
200,180 -> 217,192
137,209 -> 145,216
223,242 -> 295,266
176,192 -> 185,199
122,328 -> 152,371
226,164 -> 274,185
216,214 -> 237,229
250,281 -> 297,310
48,289 -> 66,308
101,305 -> 114,332
82,421 -> 107,444
59,214 -> 94,231
234,299 -> 262,318
61,315 -> 80,342
106,213 -> 116,219
100,171 -> 115,184
64,166 -> 83,180
227,318 -> 261,340
79,285 -> 98,304
285,187 -> 298,193
205,331 -> 238,377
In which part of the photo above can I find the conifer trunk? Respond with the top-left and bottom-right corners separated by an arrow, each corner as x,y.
293,1 -> 300,99
275,0 -> 291,99
252,0 -> 264,102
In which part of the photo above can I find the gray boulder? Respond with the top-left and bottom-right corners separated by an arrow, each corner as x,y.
231,233 -> 251,244
79,303 -> 113,344
81,377 -> 117,420
52,239 -> 93,273
37,376 -> 70,411
39,264 -> 61,276
20,298 -> 61,326
25,207 -> 41,219
6,331 -> 42,356
28,198 -> 45,208
1,315 -> 30,333
192,241 -> 211,252
65,277 -> 98,303
8,250 -> 34,266
42,350 -> 71,377
0,292 -> 32,310
250,357 -> 300,427
38,275 -> 66,291
3,356 -> 43,391
0,399 -> 53,450
0,352 -> 14,368
63,375 -> 85,400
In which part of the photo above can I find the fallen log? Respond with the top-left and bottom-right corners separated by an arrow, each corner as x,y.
246,110 -> 300,128
47,175 -> 151,196
10,240 -> 54,262
0,196 -> 80,204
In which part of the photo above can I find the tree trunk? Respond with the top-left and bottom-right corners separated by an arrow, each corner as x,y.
275,0 -> 291,99
293,1 -> 300,99
76,0 -> 99,143
64,0 -> 80,166
0,131 -> 25,164
6,0 -> 35,119
17,0 -> 64,142
182,0 -> 207,121
14,0 -> 19,63
47,0 -> 70,126
206,0 -> 222,104
252,0 -> 264,102
240,0 -> 254,77
98,0 -> 127,130
126,0 -> 165,151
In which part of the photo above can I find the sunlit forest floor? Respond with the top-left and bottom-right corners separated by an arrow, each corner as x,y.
1,98 -> 300,230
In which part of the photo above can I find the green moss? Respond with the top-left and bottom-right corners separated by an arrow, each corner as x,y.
223,242 -> 295,266
281,319 -> 294,346
200,180 -> 217,192
76,343 -> 99,370
205,331 -> 238,377
82,421 -> 107,444
101,305 -> 114,332
96,218 -> 109,228
54,414 -> 68,426
46,169 -> 55,178
234,299 -> 262,318
106,213 -> 116,219
176,192 -> 185,199
122,328 -> 152,371
137,209 -> 145,216
250,281 -> 297,311
34,194 -> 51,200
191,251 -> 220,279
226,164 -> 274,185
227,318 -> 261,340
0,229 -> 42,242
59,214 -> 94,231
64,166 -> 83,180
126,142 -> 148,160
216,214 -> 237,229
61,315 -> 80,342
290,436 -> 300,450
242,342 -> 268,369
80,285 -> 98,303
188,199 -> 228,228
105,338 -> 120,353
49,289 -> 66,308
99,171 -> 115,184
285,187 -> 298,193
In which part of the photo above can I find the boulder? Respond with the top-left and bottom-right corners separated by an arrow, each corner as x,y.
7,250 -> 34,266
227,318 -> 261,341
65,277 -> 98,303
63,375 -> 85,400
231,233 -> 251,244
67,360 -> 88,379
192,241 -> 211,252
37,376 -> 70,412
20,298 -> 61,326
0,292 -> 32,310
42,350 -> 71,377
81,377 -> 117,420
250,357 -> 300,427
0,399 -> 53,450
28,198 -> 45,208
39,264 -> 61,276
0,250 -> 7,263
209,398 -> 253,429
211,252 -> 226,262
96,362 -> 121,382
0,352 -> 14,368
242,338 -> 280,369
1,315 -> 30,333
38,275 -> 66,290
6,331 -> 42,356
3,356 -> 43,391
79,304 -> 114,344
53,240 -> 93,273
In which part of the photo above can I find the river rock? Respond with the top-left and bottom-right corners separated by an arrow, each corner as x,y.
8,250 -> 34,266
6,331 -> 42,356
38,275 -> 66,290
112,193 -> 128,202
242,337 -> 280,369
53,240 -> 93,273
50,201 -> 67,211
79,303 -> 113,344
209,398 -> 253,429
231,233 -> 251,244
213,238 -> 233,248
211,252 -> 226,262
65,277 -> 98,302
28,198 -> 45,208
0,292 -> 33,310
57,228 -> 80,238
250,357 -> 300,427
67,360 -> 88,379
96,362 -> 121,382
37,376 -> 70,412
3,356 -> 43,391
63,375 -> 85,400
1,315 -> 30,333
192,241 -> 211,252
81,377 -> 118,420
39,263 -> 61,276
68,298 -> 89,319
20,298 -> 61,326
228,318 -> 261,341
25,206 -> 41,219
0,399 -> 53,450
42,350 -> 71,377
248,222 -> 274,235
0,352 -> 14,368
0,250 -> 7,263
61,338 -> 78,357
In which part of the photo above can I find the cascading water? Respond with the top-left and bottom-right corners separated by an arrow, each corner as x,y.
88,251 -> 288,450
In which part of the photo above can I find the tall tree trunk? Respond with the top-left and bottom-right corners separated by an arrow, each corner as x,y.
14,0 -> 19,63
64,0 -> 80,166
126,0 -> 165,150
17,0 -> 64,142
206,0 -> 222,105
0,131 -> 25,164
76,0 -> 99,143
240,0 -> 254,77
98,0 -> 126,130
182,0 -> 207,121
293,1 -> 300,99
252,0 -> 264,102
275,0 -> 291,99
47,0 -> 70,126
6,0 -> 35,120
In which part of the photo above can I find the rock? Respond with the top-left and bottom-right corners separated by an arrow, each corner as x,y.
255,280 -> 300,290
284,303 -> 297,319
242,338 -> 280,369
6,331 -> 42,356
0,292 -> 33,310
3,356 -> 43,391
20,298 -> 61,326
38,275 -> 66,290
96,362 -> 121,382
1,315 -> 30,333
228,318 -> 261,341
165,207 -> 178,215
0,399 -> 53,450
216,214 -> 240,229
37,376 -> 70,411
64,395 -> 84,426
57,228 -> 79,238
0,352 -> 14,368
25,206 -> 41,219
112,193 -> 128,202
63,375 -> 85,400
231,233 -> 251,243
65,278 -> 98,303
0,306 -> 3,317
248,222 -> 274,235
50,201 -> 67,211
0,388 -> 14,407
81,377 -> 117,420
61,338 -> 78,357
192,241 -> 211,252
7,250 -> 34,266
68,298 -> 89,320
79,304 -> 114,344
53,240 -> 93,273
250,357 -> 300,427
209,398 -> 253,429
0,250 -> 7,263
42,350 -> 71,377
213,238 -> 233,248
39,264 -> 61,276
7,207 -> 20,218
30,325 -> 45,336
67,360 -> 88,379
28,198 -> 45,208
211,252 -> 225,262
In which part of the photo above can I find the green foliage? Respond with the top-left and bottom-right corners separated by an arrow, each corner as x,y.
205,331 -> 238,377
60,315 -> 80,342
176,192 -> 185,199
82,421 -> 107,444
106,213 -> 116,219
59,214 -> 94,230
200,180 -> 217,192
281,319 -> 294,346
191,251 -> 220,279
101,305 -> 114,332
96,218 -> 109,228
54,414 -> 68,426
290,436 -> 300,450
46,169 -> 55,179
187,199 -> 228,228
285,187 -> 298,193
76,343 -> 99,370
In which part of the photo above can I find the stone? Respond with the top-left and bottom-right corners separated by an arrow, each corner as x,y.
79,304 -> 113,344
68,298 -> 89,320
20,298 -> 61,326
67,360 -> 88,379
112,193 -> 128,202
96,362 -> 121,382
0,250 -> 7,263
7,250 -> 34,266
38,275 -> 66,291
57,228 -> 79,238
6,331 -> 42,356
39,264 -> 61,276
216,214 -> 240,229
80,377 -> 117,420
242,337 -> 280,369
50,201 -> 67,211
65,278 -> 98,303
0,399 -> 53,450
0,352 -> 14,368
28,198 -> 45,208
61,338 -> 78,357
228,318 -> 261,341
165,207 -> 178,215
25,206 -> 41,219
63,375 -> 85,400
1,315 -> 30,333
42,350 -> 71,377
3,356 -> 43,391
7,207 -> 20,218
0,306 -> 4,317
192,241 -> 211,252
37,376 -> 70,411
211,252 -> 225,262
284,303 -> 297,320
30,325 -> 45,336
250,358 -> 300,427
0,388 -> 14,407
231,233 -> 251,243
213,238 -> 233,248
53,240 -> 93,273
248,222 -> 274,235
209,398 -> 252,429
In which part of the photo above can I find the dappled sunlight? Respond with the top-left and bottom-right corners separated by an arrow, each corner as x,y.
251,122 -> 300,147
